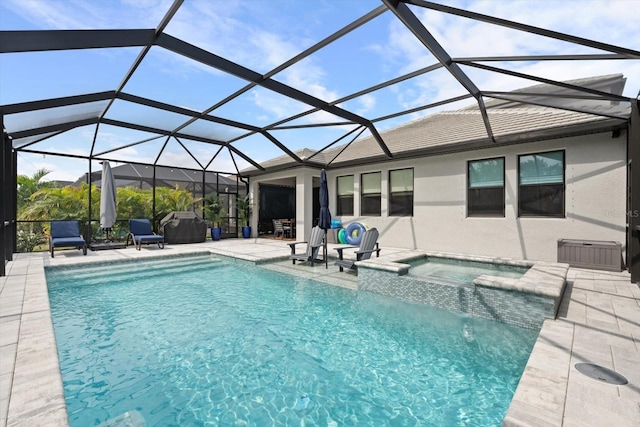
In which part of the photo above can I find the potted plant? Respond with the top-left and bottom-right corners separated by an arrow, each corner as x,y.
204,193 -> 226,241
236,196 -> 252,238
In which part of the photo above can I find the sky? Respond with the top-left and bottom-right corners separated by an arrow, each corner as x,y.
1,0 -> 639,182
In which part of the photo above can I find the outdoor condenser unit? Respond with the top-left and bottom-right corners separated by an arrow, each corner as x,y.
557,239 -> 623,272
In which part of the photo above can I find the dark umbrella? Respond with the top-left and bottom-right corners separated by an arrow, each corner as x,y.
318,169 -> 332,268
99,161 -> 117,241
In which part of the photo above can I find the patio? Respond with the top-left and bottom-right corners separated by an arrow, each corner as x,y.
1,239 -> 638,426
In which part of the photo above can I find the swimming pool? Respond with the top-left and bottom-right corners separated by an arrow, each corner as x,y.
46,254 -> 538,426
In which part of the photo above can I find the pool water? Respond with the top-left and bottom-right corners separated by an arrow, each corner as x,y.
47,255 -> 538,426
409,257 -> 529,284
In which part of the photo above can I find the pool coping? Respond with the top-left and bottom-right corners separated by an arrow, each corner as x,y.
1,240 -> 638,426
358,250 -> 568,298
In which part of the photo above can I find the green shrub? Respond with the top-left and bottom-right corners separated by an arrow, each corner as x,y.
17,230 -> 43,253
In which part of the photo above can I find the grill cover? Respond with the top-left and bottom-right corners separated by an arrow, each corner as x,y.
160,211 -> 207,244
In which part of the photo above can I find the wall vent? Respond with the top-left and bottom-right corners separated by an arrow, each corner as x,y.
557,239 -> 623,272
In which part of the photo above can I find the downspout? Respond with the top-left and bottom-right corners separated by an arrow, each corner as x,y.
628,96 -> 640,283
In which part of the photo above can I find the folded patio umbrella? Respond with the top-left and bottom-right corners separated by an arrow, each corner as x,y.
318,169 -> 331,268
99,161 -> 117,240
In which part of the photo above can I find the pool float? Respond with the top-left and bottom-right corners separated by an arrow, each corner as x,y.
345,222 -> 366,245
338,228 -> 348,244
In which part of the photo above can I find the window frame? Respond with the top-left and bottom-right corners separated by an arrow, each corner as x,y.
388,168 -> 414,217
467,156 -> 505,218
517,150 -> 565,218
336,174 -> 354,216
360,171 -> 381,216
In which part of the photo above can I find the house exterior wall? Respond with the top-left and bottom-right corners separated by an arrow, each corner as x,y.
250,131 -> 627,263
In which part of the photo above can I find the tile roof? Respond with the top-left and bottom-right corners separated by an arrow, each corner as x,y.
243,74 -> 631,174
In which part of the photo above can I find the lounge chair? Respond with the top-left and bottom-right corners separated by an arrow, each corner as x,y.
49,220 -> 87,258
127,219 -> 165,250
288,225 -> 324,266
335,228 -> 380,272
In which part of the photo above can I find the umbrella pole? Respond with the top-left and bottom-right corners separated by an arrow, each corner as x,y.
324,230 -> 328,269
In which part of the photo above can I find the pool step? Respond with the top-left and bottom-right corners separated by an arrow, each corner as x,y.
48,256 -> 222,287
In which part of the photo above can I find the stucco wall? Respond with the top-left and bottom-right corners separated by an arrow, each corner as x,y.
251,131 -> 627,263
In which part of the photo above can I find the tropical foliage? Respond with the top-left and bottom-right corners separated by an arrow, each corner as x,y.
16,179 -> 199,251
17,168 -> 56,213
203,193 -> 226,227
236,196 -> 252,226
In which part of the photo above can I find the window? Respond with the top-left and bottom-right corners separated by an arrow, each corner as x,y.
361,172 -> 381,216
389,168 -> 413,216
468,157 -> 505,217
336,175 -> 354,216
518,150 -> 565,217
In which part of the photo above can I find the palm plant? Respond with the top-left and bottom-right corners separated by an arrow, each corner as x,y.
236,196 -> 251,227
204,193 -> 226,227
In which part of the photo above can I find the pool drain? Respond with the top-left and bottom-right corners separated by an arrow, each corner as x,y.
575,363 -> 628,385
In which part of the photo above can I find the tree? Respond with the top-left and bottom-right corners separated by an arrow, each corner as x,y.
155,186 -> 196,220
17,168 -> 56,217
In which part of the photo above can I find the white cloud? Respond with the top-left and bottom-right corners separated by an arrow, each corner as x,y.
356,94 -> 376,115
370,0 -> 640,115
2,0 -> 172,29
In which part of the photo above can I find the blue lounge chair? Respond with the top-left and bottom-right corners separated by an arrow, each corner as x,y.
49,220 -> 87,258
288,226 -> 324,266
335,228 -> 380,272
127,219 -> 165,250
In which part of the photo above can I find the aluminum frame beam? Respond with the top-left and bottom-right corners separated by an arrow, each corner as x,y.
156,33 -> 393,157
383,0 -> 495,142
0,29 -> 156,53
406,0 -> 640,58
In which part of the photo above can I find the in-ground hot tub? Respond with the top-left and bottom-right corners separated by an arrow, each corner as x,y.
356,251 -> 568,330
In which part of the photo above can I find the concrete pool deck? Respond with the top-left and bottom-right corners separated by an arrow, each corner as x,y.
1,238 -> 638,426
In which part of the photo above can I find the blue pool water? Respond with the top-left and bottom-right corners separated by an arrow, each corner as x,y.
47,255 -> 538,426
409,257 -> 529,284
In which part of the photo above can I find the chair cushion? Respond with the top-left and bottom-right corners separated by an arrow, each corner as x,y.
52,237 -> 85,247
129,219 -> 154,235
134,235 -> 164,243
50,221 -> 81,238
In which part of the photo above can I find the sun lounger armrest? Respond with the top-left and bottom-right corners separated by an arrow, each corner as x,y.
355,247 -> 381,261
334,245 -> 358,260
288,241 -> 308,254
